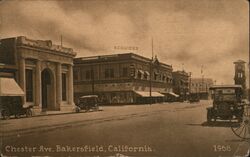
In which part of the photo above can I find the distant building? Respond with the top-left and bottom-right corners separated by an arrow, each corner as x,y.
172,70 -> 190,101
190,78 -> 214,100
234,60 -> 246,98
0,36 -> 76,114
73,53 -> 174,104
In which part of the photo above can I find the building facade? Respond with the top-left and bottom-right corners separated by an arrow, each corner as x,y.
73,53 -> 174,104
234,60 -> 246,98
172,70 -> 190,101
0,36 -> 76,113
190,78 -> 214,100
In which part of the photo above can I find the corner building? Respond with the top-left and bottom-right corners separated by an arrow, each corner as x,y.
0,36 -> 76,114
73,53 -> 173,104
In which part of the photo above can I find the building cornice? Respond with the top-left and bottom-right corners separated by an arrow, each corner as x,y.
16,36 -> 77,58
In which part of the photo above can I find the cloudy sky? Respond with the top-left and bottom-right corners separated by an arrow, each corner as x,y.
0,0 -> 249,85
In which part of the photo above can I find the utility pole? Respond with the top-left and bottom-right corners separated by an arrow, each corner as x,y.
91,65 -> 95,95
201,65 -> 204,100
189,72 -> 192,101
149,37 -> 154,105
60,35 -> 63,47
249,50 -> 250,102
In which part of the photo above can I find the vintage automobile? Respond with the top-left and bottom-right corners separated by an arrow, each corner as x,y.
189,95 -> 200,103
207,85 -> 245,123
0,96 -> 33,119
75,95 -> 99,112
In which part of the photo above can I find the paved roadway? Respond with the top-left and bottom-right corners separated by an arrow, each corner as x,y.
1,101 -> 249,157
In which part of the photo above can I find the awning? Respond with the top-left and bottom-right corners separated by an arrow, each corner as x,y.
144,71 -> 150,75
0,78 -> 25,96
138,70 -> 144,74
168,92 -> 179,97
134,91 -> 164,97
154,71 -> 159,75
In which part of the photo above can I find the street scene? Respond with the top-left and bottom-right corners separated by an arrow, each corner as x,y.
1,101 -> 249,157
0,0 -> 249,157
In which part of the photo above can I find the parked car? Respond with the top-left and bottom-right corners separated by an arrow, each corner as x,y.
207,85 -> 245,123
0,96 -> 33,119
189,96 -> 200,103
76,95 -> 99,112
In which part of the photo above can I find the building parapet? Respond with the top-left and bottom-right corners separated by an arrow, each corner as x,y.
75,53 -> 172,70
16,36 -> 76,57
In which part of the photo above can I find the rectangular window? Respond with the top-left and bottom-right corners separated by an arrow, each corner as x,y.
105,69 -> 109,78
110,69 -> 114,78
62,73 -> 67,101
144,73 -> 148,80
86,70 -> 91,80
104,68 -> 114,78
154,73 -> 157,80
25,69 -> 33,102
122,67 -> 128,77
73,69 -> 79,81
80,69 -> 85,80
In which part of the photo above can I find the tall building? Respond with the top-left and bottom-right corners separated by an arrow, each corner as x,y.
172,70 -> 190,101
0,36 -> 76,114
73,53 -> 174,104
190,78 -> 214,100
234,60 -> 246,98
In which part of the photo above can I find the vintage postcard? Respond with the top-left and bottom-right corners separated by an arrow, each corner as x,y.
0,0 -> 249,157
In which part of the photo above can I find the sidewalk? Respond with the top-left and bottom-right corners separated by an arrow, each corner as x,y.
0,102 -> 209,137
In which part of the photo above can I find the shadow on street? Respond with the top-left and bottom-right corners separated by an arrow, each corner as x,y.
186,121 -> 240,128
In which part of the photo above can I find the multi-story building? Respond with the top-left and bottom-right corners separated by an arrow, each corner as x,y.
0,36 -> 76,114
172,70 -> 190,101
73,53 -> 174,104
190,78 -> 214,99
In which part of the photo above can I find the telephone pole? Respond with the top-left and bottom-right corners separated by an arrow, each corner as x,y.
149,37 -> 154,105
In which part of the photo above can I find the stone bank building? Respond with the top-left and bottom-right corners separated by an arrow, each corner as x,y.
0,36 -> 76,113
73,53 -> 174,104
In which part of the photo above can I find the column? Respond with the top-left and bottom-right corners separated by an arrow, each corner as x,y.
68,64 -> 74,105
19,57 -> 26,105
35,60 -> 41,107
56,63 -> 62,108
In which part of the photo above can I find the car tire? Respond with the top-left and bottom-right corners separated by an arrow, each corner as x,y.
26,109 -> 32,117
207,110 -> 212,123
2,110 -> 10,120
15,114 -> 21,119
213,117 -> 217,122
237,117 -> 243,123
75,107 -> 80,113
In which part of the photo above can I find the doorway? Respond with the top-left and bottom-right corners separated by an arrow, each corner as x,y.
41,68 -> 55,111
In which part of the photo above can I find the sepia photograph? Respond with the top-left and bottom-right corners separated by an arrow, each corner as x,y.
0,0 -> 249,156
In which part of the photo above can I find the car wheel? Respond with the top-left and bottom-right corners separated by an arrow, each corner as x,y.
75,107 -> 80,113
2,110 -> 10,120
96,106 -> 99,111
26,109 -> 32,117
207,110 -> 212,123
237,117 -> 243,123
213,117 -> 217,122
15,114 -> 21,119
